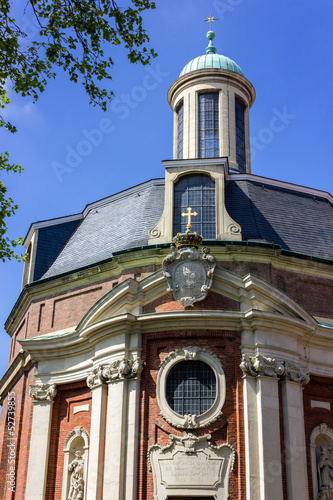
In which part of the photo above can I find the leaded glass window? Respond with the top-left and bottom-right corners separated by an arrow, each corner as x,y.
198,93 -> 219,158
235,98 -> 246,173
177,101 -> 184,159
166,360 -> 216,416
173,174 -> 216,239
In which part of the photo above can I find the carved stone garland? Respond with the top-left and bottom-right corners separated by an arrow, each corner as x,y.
86,357 -> 143,389
240,354 -> 310,385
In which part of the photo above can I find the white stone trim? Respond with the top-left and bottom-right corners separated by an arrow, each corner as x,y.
281,380 -> 308,500
103,380 -> 127,500
310,423 -> 333,499
86,384 -> 107,500
311,400 -> 331,410
25,400 -> 54,499
157,346 -> 225,429
73,403 -> 90,414
61,426 -> 89,500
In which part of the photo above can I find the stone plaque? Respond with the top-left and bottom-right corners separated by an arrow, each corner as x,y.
148,433 -> 234,500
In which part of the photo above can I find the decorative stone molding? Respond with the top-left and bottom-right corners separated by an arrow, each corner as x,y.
101,357 -> 143,382
30,383 -> 57,401
162,245 -> 216,307
87,357 -> 143,388
64,426 -> 89,452
157,346 -> 225,429
148,433 -> 235,500
86,365 -> 105,389
240,355 -> 310,385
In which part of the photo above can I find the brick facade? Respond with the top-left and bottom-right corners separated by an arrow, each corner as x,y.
138,330 -> 245,500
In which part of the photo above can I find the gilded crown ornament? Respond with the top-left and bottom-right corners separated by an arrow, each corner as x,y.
172,207 -> 203,249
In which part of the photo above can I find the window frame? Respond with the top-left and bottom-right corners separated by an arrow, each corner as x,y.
173,173 -> 217,239
176,100 -> 184,159
235,95 -> 246,173
157,346 -> 225,429
198,91 -> 220,159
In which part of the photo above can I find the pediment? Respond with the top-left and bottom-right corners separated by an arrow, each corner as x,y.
76,267 -> 317,335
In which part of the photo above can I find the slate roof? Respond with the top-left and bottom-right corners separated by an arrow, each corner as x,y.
41,180 -> 165,279
33,176 -> 333,281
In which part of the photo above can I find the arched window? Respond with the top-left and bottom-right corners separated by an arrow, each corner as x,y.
173,174 -> 216,239
177,101 -> 184,159
235,97 -> 246,173
198,93 -> 219,158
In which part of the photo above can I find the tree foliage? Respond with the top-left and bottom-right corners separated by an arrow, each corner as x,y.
0,0 -> 156,261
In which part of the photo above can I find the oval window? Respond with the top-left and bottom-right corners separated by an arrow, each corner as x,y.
166,360 -> 216,416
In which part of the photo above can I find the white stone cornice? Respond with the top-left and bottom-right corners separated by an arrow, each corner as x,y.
30,383 -> 57,401
240,355 -> 309,385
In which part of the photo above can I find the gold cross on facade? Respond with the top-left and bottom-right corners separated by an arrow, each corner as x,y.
204,14 -> 218,30
182,207 -> 198,229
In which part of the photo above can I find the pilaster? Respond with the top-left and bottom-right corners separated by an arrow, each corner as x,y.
241,356 -> 284,500
86,368 -> 107,500
25,383 -> 57,500
101,357 -> 143,500
280,363 -> 310,500
241,355 -> 310,500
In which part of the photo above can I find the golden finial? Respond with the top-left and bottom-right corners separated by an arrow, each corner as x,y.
204,14 -> 218,31
182,207 -> 198,230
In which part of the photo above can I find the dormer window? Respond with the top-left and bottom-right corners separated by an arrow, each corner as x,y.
173,174 -> 216,239
198,93 -> 219,158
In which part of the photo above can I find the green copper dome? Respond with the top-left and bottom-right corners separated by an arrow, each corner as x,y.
179,30 -> 244,78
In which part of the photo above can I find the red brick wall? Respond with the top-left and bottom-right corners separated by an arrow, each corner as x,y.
0,366 -> 36,499
45,381 -> 92,500
8,265 -> 159,365
143,291 -> 240,313
138,329 -> 245,500
7,259 -> 333,368
303,376 -> 333,499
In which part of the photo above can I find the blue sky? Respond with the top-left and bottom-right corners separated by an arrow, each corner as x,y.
0,0 -> 332,377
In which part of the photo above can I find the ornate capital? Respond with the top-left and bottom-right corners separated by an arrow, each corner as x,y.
86,365 -> 105,389
101,357 -> 143,383
87,358 -> 143,388
30,383 -> 57,401
240,355 -> 309,386
281,361 -> 310,385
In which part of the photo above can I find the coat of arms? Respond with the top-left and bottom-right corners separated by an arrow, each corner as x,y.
162,208 -> 216,307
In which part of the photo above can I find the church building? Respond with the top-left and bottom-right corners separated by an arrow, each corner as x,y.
1,27 -> 333,500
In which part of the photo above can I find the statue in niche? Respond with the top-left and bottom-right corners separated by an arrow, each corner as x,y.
68,451 -> 84,500
317,446 -> 333,499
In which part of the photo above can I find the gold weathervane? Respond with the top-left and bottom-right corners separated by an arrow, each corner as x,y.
204,14 -> 218,30
182,207 -> 198,230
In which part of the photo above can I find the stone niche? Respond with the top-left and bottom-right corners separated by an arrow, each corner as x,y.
148,433 -> 235,500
